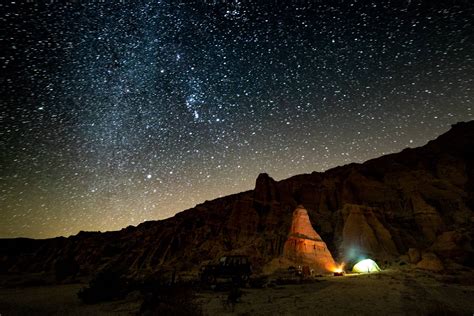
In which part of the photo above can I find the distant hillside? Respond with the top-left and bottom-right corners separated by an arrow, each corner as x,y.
1,121 -> 473,279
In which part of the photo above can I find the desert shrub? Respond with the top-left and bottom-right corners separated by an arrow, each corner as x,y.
139,280 -> 202,316
249,275 -> 268,288
77,268 -> 130,304
54,256 -> 79,282
464,251 -> 474,267
223,285 -> 242,312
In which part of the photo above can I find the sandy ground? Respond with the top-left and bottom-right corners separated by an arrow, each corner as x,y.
0,283 -> 141,315
198,270 -> 474,315
0,269 -> 473,315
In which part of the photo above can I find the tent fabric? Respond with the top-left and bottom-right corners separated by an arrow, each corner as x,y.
352,259 -> 381,273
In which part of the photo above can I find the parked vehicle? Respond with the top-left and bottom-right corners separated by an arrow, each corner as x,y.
200,255 -> 252,284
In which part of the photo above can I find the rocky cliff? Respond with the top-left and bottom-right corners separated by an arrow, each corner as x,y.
282,205 -> 336,272
1,121 -> 473,279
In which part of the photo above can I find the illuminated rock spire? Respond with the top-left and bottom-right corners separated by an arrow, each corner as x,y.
283,205 -> 336,272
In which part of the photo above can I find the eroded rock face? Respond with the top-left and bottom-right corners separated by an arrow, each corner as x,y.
1,121 -> 473,277
430,231 -> 471,264
288,205 -> 323,240
283,206 -> 336,272
416,253 -> 444,272
408,248 -> 421,264
340,204 -> 398,261
411,193 -> 445,242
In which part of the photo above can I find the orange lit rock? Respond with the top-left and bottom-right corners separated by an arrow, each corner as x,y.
283,205 -> 336,272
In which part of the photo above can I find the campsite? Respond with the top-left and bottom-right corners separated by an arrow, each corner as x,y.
1,201 -> 474,314
1,267 -> 474,315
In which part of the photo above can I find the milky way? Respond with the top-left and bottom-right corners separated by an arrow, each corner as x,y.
1,1 -> 473,238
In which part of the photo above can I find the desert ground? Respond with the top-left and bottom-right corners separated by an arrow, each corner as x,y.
0,269 -> 473,315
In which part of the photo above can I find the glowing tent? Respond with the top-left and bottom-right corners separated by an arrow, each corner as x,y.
352,259 -> 381,273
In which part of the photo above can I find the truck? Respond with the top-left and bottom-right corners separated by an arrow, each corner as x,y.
200,255 -> 252,285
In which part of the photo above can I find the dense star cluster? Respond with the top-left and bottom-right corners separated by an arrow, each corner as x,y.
1,1 -> 473,238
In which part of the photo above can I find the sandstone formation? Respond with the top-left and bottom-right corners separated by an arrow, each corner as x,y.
340,204 -> 398,262
416,253 -> 444,272
407,248 -> 421,264
430,230 -> 470,263
282,205 -> 336,272
1,121 -> 473,279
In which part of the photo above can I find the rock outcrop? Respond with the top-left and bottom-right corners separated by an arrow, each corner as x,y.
282,205 -> 336,272
1,121 -> 473,278
416,253 -> 444,272
407,248 -> 421,264
340,204 -> 398,262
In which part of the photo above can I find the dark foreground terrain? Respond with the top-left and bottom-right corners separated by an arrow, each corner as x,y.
1,268 -> 473,315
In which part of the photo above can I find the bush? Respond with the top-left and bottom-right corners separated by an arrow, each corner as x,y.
249,275 -> 268,288
54,256 -> 79,282
139,279 -> 202,316
77,269 -> 130,304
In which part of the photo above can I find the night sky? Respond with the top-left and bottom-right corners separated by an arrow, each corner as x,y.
1,1 -> 473,238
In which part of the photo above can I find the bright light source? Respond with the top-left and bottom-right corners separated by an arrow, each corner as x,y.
352,259 -> 381,273
333,263 -> 345,273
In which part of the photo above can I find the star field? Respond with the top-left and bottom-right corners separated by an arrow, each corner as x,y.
1,1 -> 473,238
